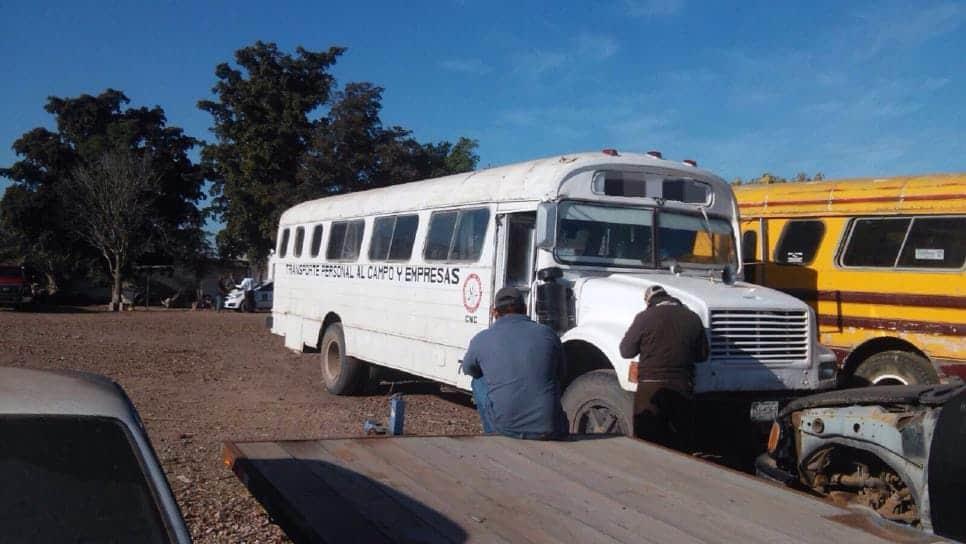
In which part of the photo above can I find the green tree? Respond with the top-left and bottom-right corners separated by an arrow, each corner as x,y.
199,41 -> 346,262
0,90 -> 204,296
749,172 -> 788,184
199,42 -> 479,263
743,171 -> 825,184
443,137 -> 481,175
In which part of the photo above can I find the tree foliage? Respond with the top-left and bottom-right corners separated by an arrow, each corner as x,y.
0,90 -> 204,293
731,171 -> 825,185
199,42 -> 345,262
199,42 -> 479,263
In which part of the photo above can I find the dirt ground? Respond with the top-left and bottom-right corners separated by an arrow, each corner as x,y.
0,307 -> 482,543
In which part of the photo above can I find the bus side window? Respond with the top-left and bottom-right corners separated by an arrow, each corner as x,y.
425,211 -> 459,261
278,228 -> 290,258
774,220 -> 825,265
369,217 -> 395,260
897,216 -> 966,269
327,220 -> 365,261
742,231 -> 758,263
425,208 -> 489,262
342,220 -> 365,260
841,218 -> 910,267
327,223 -> 347,260
310,224 -> 324,258
388,215 -> 419,261
371,214 -> 420,261
450,209 -> 490,261
293,226 -> 305,257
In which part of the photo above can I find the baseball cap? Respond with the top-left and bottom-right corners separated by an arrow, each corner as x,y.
494,286 -> 525,309
644,285 -> 666,302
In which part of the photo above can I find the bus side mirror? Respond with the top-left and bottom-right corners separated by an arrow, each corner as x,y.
722,264 -> 737,285
535,202 -> 557,249
537,267 -> 563,282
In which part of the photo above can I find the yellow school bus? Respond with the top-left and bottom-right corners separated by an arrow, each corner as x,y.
734,174 -> 965,386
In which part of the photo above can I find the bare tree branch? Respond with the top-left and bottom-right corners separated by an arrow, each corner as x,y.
66,150 -> 160,310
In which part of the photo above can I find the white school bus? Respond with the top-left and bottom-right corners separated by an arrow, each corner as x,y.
270,150 -> 837,434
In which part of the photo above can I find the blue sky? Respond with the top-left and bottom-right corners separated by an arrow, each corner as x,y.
2,0 -> 964,200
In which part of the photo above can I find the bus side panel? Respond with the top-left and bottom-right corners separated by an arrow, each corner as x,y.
739,204 -> 965,375
341,264 -> 493,385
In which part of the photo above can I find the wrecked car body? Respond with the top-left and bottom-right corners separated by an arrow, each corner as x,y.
756,383 -> 966,540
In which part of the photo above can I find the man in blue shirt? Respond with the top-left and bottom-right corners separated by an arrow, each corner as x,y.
461,286 -> 568,439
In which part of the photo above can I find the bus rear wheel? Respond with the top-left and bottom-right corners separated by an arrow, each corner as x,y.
562,370 -> 633,436
851,350 -> 938,387
320,323 -> 367,395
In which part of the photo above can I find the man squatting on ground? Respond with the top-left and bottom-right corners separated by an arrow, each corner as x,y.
620,285 -> 708,449
461,287 -> 569,439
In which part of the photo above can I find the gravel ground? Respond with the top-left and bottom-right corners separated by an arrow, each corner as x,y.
0,306 -> 481,543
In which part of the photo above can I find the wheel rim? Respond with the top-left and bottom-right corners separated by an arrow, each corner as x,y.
323,340 -> 341,383
574,401 -> 626,435
872,374 -> 909,386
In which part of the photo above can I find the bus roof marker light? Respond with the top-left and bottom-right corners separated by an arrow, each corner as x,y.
601,148 -> 619,156
646,150 -> 663,159
683,159 -> 698,167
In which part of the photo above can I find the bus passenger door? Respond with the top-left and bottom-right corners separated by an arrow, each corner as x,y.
494,212 -> 537,319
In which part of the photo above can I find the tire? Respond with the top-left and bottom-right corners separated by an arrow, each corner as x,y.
850,350 -> 939,387
319,323 -> 367,395
562,369 -> 634,436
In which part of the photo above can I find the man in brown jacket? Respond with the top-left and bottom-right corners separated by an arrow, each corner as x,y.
619,285 -> 708,449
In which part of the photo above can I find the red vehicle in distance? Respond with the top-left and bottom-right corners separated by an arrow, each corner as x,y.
0,264 -> 33,310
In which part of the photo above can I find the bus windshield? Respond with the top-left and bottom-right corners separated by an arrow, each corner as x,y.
554,201 -> 736,269
555,202 -> 654,267
657,211 -> 736,268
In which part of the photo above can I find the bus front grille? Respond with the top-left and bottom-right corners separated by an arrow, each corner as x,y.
709,310 -> 809,364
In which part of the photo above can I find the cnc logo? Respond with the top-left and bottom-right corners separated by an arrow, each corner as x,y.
462,273 -> 482,314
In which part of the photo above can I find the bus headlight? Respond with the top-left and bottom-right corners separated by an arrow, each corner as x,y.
817,344 -> 837,381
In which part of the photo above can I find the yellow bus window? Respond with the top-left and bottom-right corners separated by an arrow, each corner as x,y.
897,216 -> 966,269
842,218 -> 910,267
775,220 -> 825,265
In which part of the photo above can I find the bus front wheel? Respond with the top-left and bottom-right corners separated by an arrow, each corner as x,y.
320,323 -> 367,395
562,369 -> 633,436
851,350 -> 939,387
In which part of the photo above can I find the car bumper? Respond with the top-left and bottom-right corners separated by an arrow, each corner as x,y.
754,453 -> 798,485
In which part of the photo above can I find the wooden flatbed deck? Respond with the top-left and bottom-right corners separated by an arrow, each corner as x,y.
223,435 -> 942,544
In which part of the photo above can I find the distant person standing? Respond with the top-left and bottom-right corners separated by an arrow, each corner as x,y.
461,287 -> 568,439
215,276 -> 229,312
239,276 -> 255,312
619,285 -> 708,449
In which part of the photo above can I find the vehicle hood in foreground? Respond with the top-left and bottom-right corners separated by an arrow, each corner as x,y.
780,383 -> 966,416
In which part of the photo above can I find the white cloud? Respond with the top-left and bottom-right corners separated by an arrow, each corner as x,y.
850,2 -> 966,60
439,58 -> 492,75
512,49 -> 567,78
667,68 -> 719,84
576,32 -> 619,60
496,93 -> 676,151
623,0 -> 684,17
510,32 -> 620,83
920,77 -> 950,92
